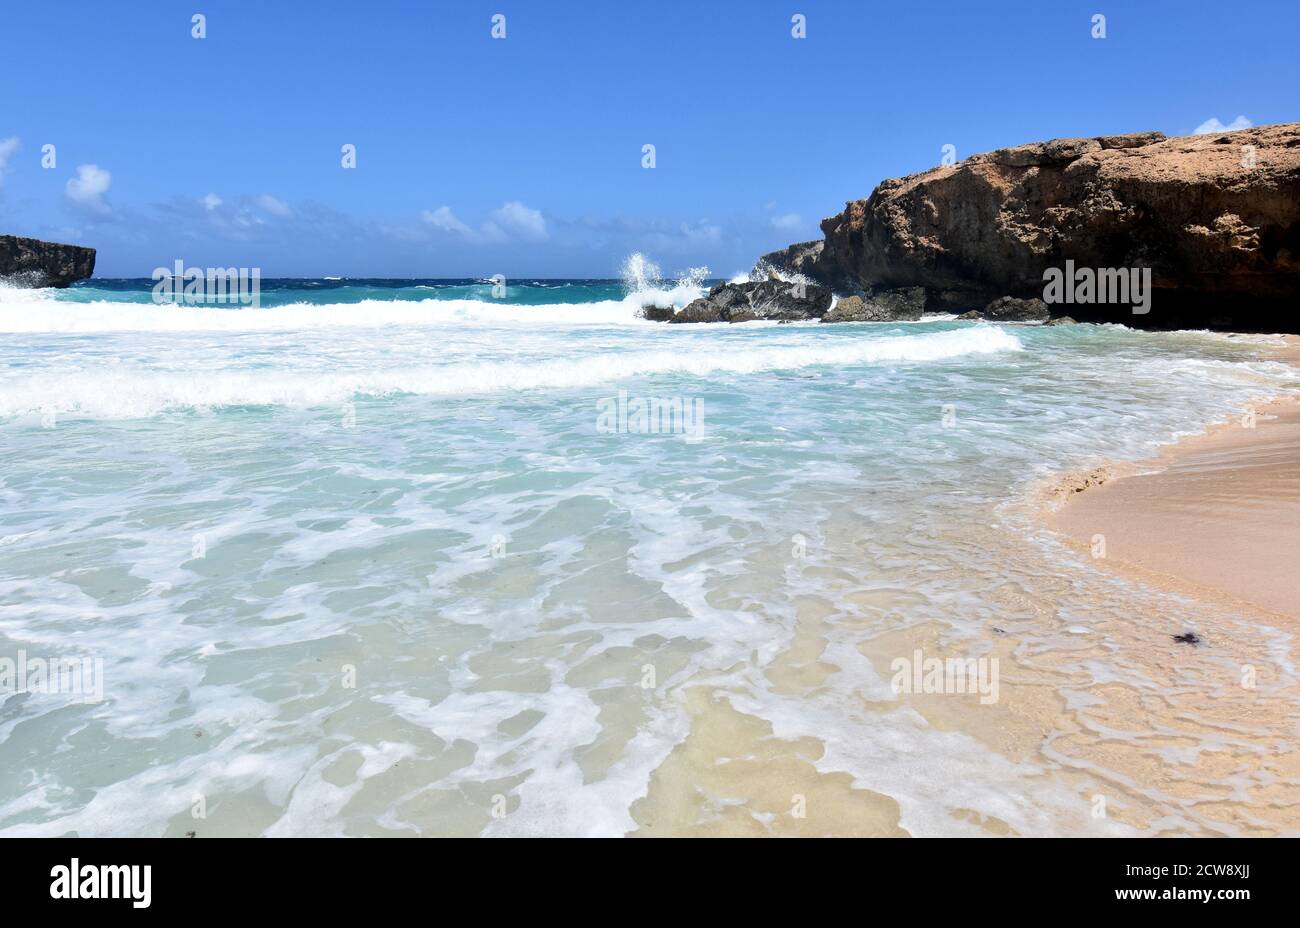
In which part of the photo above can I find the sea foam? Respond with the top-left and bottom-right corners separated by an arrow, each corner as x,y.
0,295 -> 656,333
0,323 -> 1021,419
7,276 -> 1293,838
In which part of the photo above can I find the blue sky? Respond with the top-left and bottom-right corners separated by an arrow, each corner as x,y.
1,0 -> 1295,277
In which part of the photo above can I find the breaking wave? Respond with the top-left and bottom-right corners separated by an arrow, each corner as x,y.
0,327 -> 1022,419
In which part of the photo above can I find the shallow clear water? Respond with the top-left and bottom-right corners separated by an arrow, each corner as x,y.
1,278 -> 1296,835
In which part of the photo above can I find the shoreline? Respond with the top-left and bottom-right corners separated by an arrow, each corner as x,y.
1043,337 -> 1300,624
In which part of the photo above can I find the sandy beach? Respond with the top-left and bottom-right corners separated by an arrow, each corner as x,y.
1046,339 -> 1300,625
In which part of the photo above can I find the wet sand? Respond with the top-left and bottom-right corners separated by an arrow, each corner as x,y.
629,337 -> 1300,837
1046,342 -> 1300,624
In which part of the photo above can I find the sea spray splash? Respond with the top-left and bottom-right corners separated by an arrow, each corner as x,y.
620,253 -> 664,294
620,252 -> 710,310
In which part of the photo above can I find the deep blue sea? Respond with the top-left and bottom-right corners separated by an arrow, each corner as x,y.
65,276 -> 640,308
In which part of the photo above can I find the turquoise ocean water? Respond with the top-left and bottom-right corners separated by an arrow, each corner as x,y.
1,269 -> 1296,835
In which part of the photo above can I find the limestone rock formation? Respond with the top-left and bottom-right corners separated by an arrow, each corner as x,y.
762,124 -> 1300,331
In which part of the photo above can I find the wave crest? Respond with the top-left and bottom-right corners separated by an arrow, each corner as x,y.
0,327 -> 1022,419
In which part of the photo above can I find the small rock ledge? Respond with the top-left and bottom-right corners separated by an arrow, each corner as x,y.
0,235 -> 97,288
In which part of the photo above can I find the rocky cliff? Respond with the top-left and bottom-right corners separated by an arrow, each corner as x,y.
761,124 -> 1300,330
0,235 -> 96,288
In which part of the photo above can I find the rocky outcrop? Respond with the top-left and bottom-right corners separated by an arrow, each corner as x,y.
640,304 -> 676,321
980,296 -> 1050,322
667,279 -> 832,323
0,235 -> 96,287
669,298 -> 727,323
765,124 -> 1300,331
822,296 -> 869,323
821,286 -> 926,323
755,239 -> 821,276
754,239 -> 854,291
740,279 -> 832,319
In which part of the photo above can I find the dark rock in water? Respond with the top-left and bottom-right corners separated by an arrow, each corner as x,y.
822,295 -> 868,323
866,286 -> 925,320
954,298 -> 1053,322
767,124 -> 1300,331
1173,631 -> 1203,646
982,296 -> 1050,322
0,235 -> 96,287
672,279 -> 833,323
821,286 -> 926,322
640,304 -> 676,322
741,279 -> 832,320
668,298 -> 726,323
1044,315 -> 1078,326
706,283 -> 753,311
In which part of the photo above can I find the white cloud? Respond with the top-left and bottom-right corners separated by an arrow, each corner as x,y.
492,200 -> 548,240
421,206 -> 473,236
1193,115 -> 1253,135
202,192 -> 223,211
421,201 -> 547,244
770,213 -> 802,231
255,194 -> 292,218
65,163 -> 112,216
